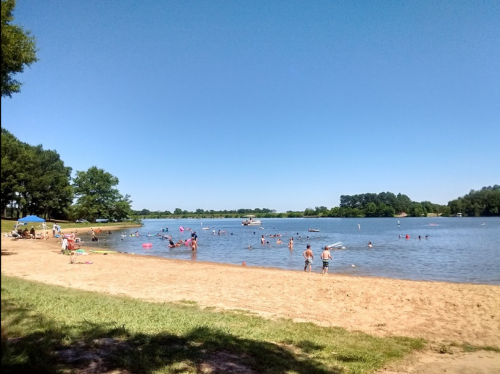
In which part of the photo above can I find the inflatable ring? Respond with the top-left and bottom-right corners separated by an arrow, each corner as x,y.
142,243 -> 153,248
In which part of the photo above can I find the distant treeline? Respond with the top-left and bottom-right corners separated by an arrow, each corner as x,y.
133,187 -> 500,219
133,192 -> 449,219
447,185 -> 500,217
337,192 -> 448,217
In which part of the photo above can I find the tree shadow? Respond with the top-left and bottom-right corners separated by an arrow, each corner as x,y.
1,249 -> 18,256
2,301 -> 344,374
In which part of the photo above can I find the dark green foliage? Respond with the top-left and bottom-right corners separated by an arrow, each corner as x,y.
1,0 -> 38,97
73,166 -> 133,222
337,192 -> 448,217
1,129 -> 72,219
448,185 -> 500,217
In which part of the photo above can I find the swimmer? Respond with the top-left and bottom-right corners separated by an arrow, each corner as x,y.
368,241 -> 373,248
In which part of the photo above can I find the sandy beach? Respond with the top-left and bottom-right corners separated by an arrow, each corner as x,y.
2,226 -> 500,373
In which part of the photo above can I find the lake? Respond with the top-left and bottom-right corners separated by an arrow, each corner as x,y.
78,217 -> 500,285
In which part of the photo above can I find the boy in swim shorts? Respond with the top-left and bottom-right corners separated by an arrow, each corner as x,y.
321,246 -> 333,274
303,244 -> 314,272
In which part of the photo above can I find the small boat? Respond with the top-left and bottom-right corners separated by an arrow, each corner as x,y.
202,227 -> 210,230
242,215 -> 262,226
308,229 -> 320,232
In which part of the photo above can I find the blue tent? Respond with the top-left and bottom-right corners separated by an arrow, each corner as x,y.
18,215 -> 45,222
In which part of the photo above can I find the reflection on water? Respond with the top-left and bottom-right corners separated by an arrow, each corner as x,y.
78,217 -> 500,284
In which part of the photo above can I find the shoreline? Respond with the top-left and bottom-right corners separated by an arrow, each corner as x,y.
1,230 -> 499,348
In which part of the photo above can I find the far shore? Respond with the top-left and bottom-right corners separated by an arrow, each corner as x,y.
1,225 -> 499,349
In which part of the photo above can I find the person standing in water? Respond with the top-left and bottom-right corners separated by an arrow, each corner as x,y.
303,245 -> 314,272
321,246 -> 333,274
261,235 -> 265,245
288,237 -> 294,250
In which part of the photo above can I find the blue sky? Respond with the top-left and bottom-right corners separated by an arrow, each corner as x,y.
2,0 -> 499,212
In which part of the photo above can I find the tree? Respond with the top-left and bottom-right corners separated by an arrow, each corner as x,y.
73,166 -> 131,222
25,145 -> 73,219
365,202 -> 377,217
1,0 -> 38,97
1,128 -> 26,215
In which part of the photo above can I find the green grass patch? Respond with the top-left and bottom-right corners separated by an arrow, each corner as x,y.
1,218 -> 141,234
1,275 -> 425,373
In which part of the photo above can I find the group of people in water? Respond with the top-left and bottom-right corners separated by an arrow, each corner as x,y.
167,230 -> 198,252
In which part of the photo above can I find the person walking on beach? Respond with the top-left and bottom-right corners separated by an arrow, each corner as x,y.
303,245 -> 314,272
321,246 -> 333,274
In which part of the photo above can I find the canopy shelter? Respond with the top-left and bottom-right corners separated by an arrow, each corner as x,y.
18,215 -> 45,222
16,215 -> 46,231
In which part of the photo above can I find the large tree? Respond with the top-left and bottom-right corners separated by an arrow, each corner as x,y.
25,145 -> 73,219
73,166 -> 132,222
1,129 -> 72,219
1,0 -> 38,97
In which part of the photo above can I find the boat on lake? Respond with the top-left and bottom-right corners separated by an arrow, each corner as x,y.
242,215 -> 261,226
308,229 -> 320,232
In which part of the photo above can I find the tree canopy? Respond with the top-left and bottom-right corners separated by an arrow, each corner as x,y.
1,128 -> 72,219
448,185 -> 500,217
73,166 -> 132,222
1,0 -> 38,97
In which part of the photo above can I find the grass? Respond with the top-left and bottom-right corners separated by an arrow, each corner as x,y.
1,218 -> 141,234
1,275 -> 425,374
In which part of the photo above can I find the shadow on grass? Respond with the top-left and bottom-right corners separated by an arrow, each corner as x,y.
2,300 -> 343,374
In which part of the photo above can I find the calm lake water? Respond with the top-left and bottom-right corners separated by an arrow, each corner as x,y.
79,217 -> 500,285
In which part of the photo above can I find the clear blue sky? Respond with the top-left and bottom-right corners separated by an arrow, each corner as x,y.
2,0 -> 499,212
